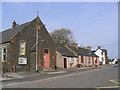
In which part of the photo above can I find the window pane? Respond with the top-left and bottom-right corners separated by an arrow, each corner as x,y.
3,55 -> 6,61
3,48 -> 6,53
20,41 -> 25,55
44,49 -> 48,53
21,42 -> 25,48
21,48 -> 24,55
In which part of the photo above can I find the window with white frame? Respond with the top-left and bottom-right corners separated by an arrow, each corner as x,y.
20,40 -> 26,56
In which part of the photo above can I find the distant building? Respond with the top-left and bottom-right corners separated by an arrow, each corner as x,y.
66,42 -> 99,67
109,58 -> 118,64
92,46 -> 108,65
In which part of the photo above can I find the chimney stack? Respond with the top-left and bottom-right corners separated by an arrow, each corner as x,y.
12,20 -> 16,28
72,41 -> 78,49
87,45 -> 91,51
97,46 -> 101,49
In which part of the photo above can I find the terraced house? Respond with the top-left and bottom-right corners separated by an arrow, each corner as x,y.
66,42 -> 99,67
0,16 -> 56,73
56,45 -> 78,68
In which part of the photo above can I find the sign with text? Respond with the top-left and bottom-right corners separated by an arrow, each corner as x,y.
18,57 -> 27,64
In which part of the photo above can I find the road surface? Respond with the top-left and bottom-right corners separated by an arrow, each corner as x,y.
1,64 -> 119,89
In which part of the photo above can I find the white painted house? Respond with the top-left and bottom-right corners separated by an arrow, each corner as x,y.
92,46 -> 107,65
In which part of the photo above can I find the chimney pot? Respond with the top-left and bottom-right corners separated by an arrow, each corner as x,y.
87,45 -> 91,51
12,20 -> 16,28
98,46 -> 101,49
72,41 -> 78,49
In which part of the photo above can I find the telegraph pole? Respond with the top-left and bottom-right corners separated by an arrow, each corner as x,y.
36,25 -> 40,73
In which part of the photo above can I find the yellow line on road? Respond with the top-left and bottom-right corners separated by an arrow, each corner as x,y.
110,80 -> 120,84
95,86 -> 120,89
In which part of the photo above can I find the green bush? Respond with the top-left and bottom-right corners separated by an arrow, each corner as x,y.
115,61 -> 118,64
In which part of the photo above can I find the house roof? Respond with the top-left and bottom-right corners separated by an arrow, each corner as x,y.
101,49 -> 107,55
78,47 -> 88,56
57,45 -> 77,57
78,47 -> 98,57
1,16 -> 49,44
66,46 -> 98,57
67,46 -> 83,56
1,21 -> 31,44
90,50 -> 99,57
92,50 -> 96,53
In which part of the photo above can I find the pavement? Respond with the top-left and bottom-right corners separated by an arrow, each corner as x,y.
0,65 -> 104,82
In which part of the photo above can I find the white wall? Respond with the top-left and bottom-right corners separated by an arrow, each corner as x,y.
67,57 -> 78,68
95,49 -> 106,64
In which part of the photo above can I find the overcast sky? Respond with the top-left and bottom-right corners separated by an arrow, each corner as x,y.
2,2 -> 118,59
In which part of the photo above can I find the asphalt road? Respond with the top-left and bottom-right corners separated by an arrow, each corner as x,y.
1,64 -> 119,89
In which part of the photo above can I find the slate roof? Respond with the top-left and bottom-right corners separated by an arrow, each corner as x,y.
1,21 -> 31,43
78,47 -> 88,56
67,46 -> 83,56
78,47 -> 98,57
90,50 -> 99,57
101,49 -> 107,55
57,45 -> 77,57
67,46 -> 98,57
92,50 -> 96,53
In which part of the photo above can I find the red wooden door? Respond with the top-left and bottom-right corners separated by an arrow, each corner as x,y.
44,49 -> 50,68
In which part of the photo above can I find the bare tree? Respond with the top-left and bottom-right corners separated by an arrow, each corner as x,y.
50,28 -> 74,45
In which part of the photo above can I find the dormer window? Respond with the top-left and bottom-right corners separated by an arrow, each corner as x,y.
19,40 -> 26,56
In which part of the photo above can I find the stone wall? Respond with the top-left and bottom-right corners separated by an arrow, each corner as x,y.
56,51 -> 64,68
